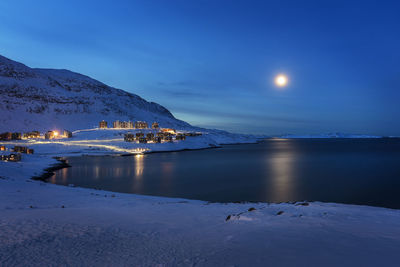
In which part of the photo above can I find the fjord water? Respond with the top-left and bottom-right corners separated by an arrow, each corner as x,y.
51,139 -> 400,209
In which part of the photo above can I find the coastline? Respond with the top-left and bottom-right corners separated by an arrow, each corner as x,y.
31,157 -> 71,182
1,137 -> 400,266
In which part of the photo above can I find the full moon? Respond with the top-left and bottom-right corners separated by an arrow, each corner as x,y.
275,74 -> 288,87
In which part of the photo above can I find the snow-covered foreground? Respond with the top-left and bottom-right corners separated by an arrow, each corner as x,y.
1,132 -> 400,266
1,171 -> 400,266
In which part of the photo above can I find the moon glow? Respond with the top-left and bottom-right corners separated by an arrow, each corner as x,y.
275,74 -> 288,87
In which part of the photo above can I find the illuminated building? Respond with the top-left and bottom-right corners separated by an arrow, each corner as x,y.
99,120 -> 108,128
13,146 -> 27,153
23,131 -> 41,139
13,146 -> 33,154
146,133 -> 154,140
63,130 -> 72,138
135,121 -> 148,129
124,133 -> 135,142
0,132 -> 12,141
175,133 -> 186,141
135,132 -> 144,140
151,122 -> 159,129
161,128 -> 176,134
45,131 -> 57,139
113,120 -> 121,128
11,132 -> 22,140
113,120 -> 134,128
1,153 -> 21,162
163,136 -> 173,142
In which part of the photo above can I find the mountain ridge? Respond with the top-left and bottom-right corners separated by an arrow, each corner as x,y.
0,54 -> 190,132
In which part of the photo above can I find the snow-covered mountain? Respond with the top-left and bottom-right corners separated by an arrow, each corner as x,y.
0,55 -> 190,132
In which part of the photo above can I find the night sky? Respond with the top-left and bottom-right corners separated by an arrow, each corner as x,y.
1,0 -> 399,135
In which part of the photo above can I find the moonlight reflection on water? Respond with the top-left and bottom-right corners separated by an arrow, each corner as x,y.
52,139 -> 400,209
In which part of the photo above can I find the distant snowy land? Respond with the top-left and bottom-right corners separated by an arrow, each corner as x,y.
278,133 -> 385,138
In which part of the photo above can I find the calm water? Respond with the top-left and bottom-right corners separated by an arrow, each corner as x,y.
51,139 -> 400,208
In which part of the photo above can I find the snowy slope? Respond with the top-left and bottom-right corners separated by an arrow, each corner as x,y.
0,54 -> 190,132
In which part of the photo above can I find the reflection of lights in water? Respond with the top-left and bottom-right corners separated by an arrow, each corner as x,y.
62,167 -> 68,182
50,174 -> 56,183
162,162 -> 173,174
114,167 -> 123,178
94,166 -> 100,179
135,154 -> 144,177
160,162 -> 174,194
265,140 -> 296,202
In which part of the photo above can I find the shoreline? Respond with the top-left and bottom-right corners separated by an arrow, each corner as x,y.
28,142 -> 400,211
31,157 -> 71,182
27,141 -> 247,186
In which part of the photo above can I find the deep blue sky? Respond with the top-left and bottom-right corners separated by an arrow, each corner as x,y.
1,0 -> 399,135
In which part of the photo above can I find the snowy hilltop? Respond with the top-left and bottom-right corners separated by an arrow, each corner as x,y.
0,54 -> 190,132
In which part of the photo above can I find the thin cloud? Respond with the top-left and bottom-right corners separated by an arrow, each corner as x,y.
172,106 -> 320,124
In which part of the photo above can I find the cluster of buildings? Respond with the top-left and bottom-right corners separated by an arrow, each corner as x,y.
99,120 -> 202,144
0,145 -> 34,162
44,130 -> 72,139
0,132 -> 22,141
0,120 -> 203,162
124,131 -> 202,144
99,120 -> 159,130
0,129 -> 72,162
0,130 -> 72,141
0,153 -> 21,162
124,131 -> 187,144
98,120 -> 202,144
13,146 -> 34,154
24,131 -> 41,139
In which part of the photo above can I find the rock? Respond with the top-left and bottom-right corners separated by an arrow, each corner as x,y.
276,211 -> 284,215
226,215 -> 231,221
248,207 -> 256,212
296,202 -> 309,206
